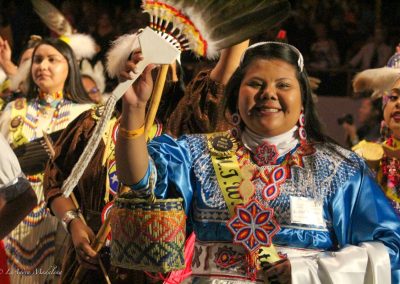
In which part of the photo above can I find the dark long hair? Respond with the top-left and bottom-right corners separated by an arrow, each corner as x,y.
224,42 -> 335,145
26,38 -> 91,103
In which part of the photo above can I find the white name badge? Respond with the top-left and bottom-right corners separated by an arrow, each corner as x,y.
290,196 -> 325,227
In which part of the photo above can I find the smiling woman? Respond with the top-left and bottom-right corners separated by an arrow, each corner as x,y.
237,58 -> 302,137
115,41 -> 400,283
0,38 -> 93,284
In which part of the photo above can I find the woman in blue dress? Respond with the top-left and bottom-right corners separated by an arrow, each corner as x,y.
115,42 -> 400,283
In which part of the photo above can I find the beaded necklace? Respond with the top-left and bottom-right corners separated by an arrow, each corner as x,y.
23,92 -> 72,140
236,142 -> 315,203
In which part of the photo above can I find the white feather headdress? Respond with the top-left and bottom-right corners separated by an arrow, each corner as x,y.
80,59 -> 106,93
60,34 -> 97,60
352,67 -> 400,100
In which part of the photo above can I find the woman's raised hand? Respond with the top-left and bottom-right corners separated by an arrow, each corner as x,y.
120,51 -> 156,109
0,36 -> 17,76
0,36 -> 12,67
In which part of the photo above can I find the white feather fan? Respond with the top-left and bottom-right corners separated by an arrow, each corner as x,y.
106,34 -> 140,79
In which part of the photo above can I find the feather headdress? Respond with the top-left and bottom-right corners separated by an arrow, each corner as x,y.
142,0 -> 291,59
106,0 -> 291,77
352,67 -> 400,100
353,51 -> 400,101
31,0 -> 96,60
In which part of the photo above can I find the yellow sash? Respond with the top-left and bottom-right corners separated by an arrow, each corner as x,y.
206,132 -> 281,264
207,132 -> 242,217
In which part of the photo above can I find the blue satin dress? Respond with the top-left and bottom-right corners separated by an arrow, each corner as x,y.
132,133 -> 400,283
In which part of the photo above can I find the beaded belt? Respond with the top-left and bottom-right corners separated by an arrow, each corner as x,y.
188,241 -> 322,283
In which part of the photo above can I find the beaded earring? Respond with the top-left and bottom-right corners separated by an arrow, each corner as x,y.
298,111 -> 307,144
231,112 -> 241,138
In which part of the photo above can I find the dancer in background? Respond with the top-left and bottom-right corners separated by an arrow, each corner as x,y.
352,51 -> 400,215
0,38 -> 92,284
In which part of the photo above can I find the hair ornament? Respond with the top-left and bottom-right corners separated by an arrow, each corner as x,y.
240,41 -> 304,72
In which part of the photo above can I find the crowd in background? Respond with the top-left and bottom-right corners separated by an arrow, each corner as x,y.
1,0 -> 400,96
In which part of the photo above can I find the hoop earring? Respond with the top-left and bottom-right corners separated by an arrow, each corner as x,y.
231,112 -> 241,138
298,112 -> 307,144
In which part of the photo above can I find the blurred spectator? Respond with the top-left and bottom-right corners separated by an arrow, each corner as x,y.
283,7 -> 313,59
92,10 -> 117,64
341,97 -> 382,147
75,1 -> 98,34
348,28 -> 392,70
309,23 -> 340,71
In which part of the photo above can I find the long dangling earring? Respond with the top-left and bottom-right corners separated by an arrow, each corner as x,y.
231,112 -> 241,138
298,111 -> 307,144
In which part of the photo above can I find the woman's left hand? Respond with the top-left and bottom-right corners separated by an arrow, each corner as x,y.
262,258 -> 291,284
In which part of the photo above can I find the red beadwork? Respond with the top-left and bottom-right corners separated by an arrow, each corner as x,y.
254,141 -> 278,166
227,200 -> 280,253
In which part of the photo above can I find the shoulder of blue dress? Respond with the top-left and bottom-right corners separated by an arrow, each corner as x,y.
312,142 -> 367,173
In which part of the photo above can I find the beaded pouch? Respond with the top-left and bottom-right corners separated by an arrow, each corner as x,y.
110,197 -> 186,273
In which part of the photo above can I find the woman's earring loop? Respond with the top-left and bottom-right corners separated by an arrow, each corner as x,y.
231,112 -> 241,138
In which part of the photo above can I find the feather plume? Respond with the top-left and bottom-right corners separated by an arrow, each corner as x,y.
142,0 -> 290,58
66,33 -> 97,60
31,0 -> 73,36
32,0 -> 96,60
80,59 -> 106,93
9,59 -> 31,93
106,33 -> 140,78
352,67 -> 400,99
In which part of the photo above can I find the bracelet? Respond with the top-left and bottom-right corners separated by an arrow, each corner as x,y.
61,209 -> 81,233
118,125 -> 145,140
